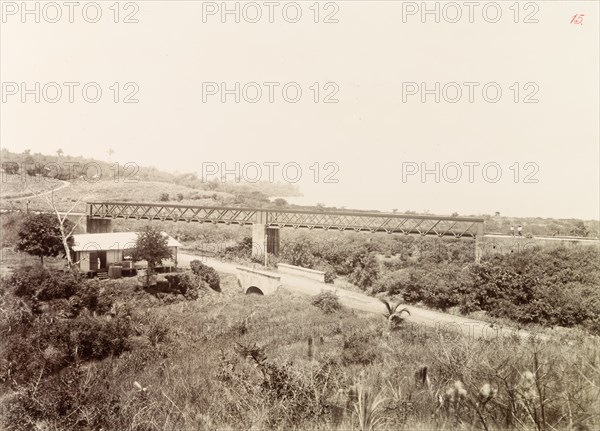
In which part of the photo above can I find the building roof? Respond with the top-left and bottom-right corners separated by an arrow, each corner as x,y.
72,231 -> 182,252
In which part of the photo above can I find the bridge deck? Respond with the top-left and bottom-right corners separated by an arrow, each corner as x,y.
87,202 -> 484,238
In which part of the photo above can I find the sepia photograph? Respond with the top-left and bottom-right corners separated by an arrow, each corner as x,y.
0,1 -> 599,430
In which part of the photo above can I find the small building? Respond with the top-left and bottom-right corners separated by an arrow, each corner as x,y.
71,231 -> 181,275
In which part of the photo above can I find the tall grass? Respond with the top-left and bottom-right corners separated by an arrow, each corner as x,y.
1,273 -> 598,430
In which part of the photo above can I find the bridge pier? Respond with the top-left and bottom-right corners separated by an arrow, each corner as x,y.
86,217 -> 112,234
251,224 -> 280,258
251,211 -> 280,258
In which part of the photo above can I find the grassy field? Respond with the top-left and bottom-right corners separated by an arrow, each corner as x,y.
1,178 -> 234,213
1,266 -> 597,431
0,174 -> 64,200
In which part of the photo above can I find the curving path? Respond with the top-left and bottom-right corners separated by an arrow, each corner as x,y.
2,179 -> 71,202
178,252 -> 537,341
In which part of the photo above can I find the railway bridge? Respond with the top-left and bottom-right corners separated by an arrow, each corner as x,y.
85,202 -> 486,260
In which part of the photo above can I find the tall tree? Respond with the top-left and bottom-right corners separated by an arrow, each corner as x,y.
34,186 -> 88,268
16,213 -> 74,264
131,226 -> 172,285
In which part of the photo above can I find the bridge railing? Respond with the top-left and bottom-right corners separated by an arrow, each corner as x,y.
87,202 -> 484,238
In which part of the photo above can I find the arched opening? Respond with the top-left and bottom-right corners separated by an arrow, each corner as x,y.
246,286 -> 264,295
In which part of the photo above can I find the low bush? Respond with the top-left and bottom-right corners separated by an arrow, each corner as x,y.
190,260 -> 221,292
372,270 -> 410,295
164,272 -> 203,300
311,290 -> 342,314
8,266 -> 84,303
218,236 -> 253,261
68,280 -> 114,316
316,263 -> 337,284
340,329 -> 380,365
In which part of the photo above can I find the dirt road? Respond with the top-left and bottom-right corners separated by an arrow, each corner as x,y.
178,252 -> 534,341
2,179 -> 71,202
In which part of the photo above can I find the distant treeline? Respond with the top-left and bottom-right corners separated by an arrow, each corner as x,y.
0,148 -> 302,199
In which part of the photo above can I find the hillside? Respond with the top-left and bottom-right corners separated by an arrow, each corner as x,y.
0,148 -> 301,211
1,149 -> 598,238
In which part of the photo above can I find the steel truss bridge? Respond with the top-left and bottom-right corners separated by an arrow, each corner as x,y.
87,202 -> 484,238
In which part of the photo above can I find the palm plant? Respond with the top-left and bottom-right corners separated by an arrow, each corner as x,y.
354,384 -> 388,431
379,298 -> 411,330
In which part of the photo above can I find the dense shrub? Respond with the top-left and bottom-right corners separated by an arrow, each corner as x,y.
0,288 -> 33,333
280,237 -> 320,268
8,265 -> 50,299
218,236 -> 253,260
372,270 -> 410,295
190,260 -> 221,292
391,247 -> 600,332
319,264 -> 337,283
1,315 -> 132,385
228,344 -> 337,428
68,280 -> 114,316
8,266 -> 83,302
311,290 -> 342,314
279,238 -> 339,282
59,316 -> 131,360
164,271 -> 203,299
347,252 -> 380,290
1,364 -> 122,431
341,329 -> 380,365
402,264 -> 468,311
279,233 -> 474,278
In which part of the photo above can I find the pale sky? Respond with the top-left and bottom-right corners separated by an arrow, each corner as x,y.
1,1 -> 599,219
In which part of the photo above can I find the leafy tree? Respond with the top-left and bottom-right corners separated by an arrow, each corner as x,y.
16,213 -> 74,264
347,251 -> 380,290
159,193 -> 170,202
2,162 -> 19,174
131,226 -> 172,284
206,179 -> 220,190
273,198 -> 288,207
569,221 -> 589,238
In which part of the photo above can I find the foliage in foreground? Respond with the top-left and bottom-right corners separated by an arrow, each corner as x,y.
1,269 -> 598,431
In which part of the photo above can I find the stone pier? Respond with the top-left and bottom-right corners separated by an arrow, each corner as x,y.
86,217 -> 112,234
251,211 -> 280,258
